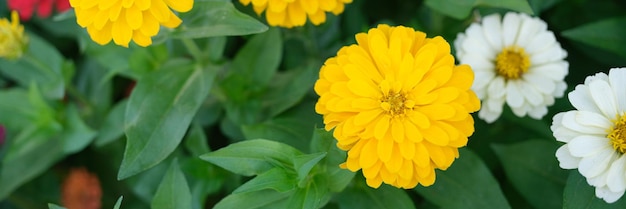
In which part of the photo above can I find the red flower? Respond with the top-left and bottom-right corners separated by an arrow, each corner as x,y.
7,0 -> 71,21
62,167 -> 102,209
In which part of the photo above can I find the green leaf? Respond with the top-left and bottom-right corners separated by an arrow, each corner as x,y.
183,123 -> 211,157
47,203 -> 66,209
118,61 -> 218,179
213,189 -> 292,209
425,0 -> 533,19
528,0 -> 563,13
241,100 -> 321,151
310,128 -> 355,192
0,34 -> 65,99
171,0 -> 268,39
128,44 -> 169,77
95,100 -> 128,147
286,180 -> 328,209
233,167 -> 297,194
293,152 -> 327,187
415,148 -> 510,209
114,196 -> 124,209
492,140 -> 568,209
562,16 -> 626,59
200,139 -> 302,176
61,104 -> 97,154
151,159 -> 192,209
563,171 -> 626,208
336,184 -> 415,209
180,158 -> 225,209
231,28 -> 282,90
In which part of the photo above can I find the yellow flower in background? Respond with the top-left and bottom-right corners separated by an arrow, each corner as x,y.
70,0 -> 193,47
315,24 -> 480,189
239,0 -> 352,28
0,11 -> 28,60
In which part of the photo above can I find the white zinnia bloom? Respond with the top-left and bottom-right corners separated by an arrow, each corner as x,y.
454,12 -> 569,123
552,68 -> 626,203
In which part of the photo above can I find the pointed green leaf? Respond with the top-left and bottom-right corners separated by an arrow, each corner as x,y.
0,34 -> 65,99
492,140 -> 568,209
562,16 -> 626,59
61,104 -> 97,154
95,100 -> 128,147
563,171 -> 626,208
230,28 -> 282,89
234,167 -> 296,194
114,196 -> 124,209
151,159 -> 192,209
310,128 -> 355,192
415,148 -> 511,209
118,61 -> 218,179
286,180 -> 328,209
293,152 -> 326,187
337,184 -> 415,209
214,189 -> 292,209
170,0 -> 268,39
183,123 -> 211,157
425,0 -> 533,19
200,139 -> 302,176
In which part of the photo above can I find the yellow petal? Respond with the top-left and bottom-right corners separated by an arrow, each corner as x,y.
391,120 -> 405,143
286,2 -> 306,26
422,125 -> 449,146
374,115 -> 390,140
133,30 -> 152,47
307,9 -> 326,25
359,139 -> 378,168
111,17 -> 132,47
376,133 -> 393,162
126,6 -> 143,30
149,0 -> 171,22
161,11 -> 182,28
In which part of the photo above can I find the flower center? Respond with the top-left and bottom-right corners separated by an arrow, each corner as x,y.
609,114 -> 626,154
495,46 -> 530,80
380,92 -> 415,117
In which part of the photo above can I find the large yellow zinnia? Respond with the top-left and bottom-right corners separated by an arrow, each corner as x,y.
314,24 -> 480,189
70,0 -> 193,47
239,0 -> 352,28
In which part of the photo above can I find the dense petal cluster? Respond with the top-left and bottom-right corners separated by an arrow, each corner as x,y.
7,0 -> 71,20
315,24 -> 480,189
62,167 -> 102,209
70,0 -> 193,47
0,11 -> 28,60
552,68 -> 626,203
455,12 -> 568,123
239,0 -> 352,28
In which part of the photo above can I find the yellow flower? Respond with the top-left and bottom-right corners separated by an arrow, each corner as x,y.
0,11 -> 28,60
239,0 -> 352,28
70,0 -> 193,47
314,24 -> 480,189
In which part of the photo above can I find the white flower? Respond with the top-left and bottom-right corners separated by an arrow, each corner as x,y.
454,12 -> 569,123
552,68 -> 626,203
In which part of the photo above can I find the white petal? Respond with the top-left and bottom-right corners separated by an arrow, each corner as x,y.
555,145 -> 580,169
462,31 -> 497,60
609,68 -> 626,111
589,79 -> 619,118
454,33 -> 467,58
528,105 -> 547,119
510,102 -> 530,117
568,135 -> 611,157
607,156 -> 626,192
481,13 -> 503,51
530,45 -> 567,66
487,76 -> 506,99
502,12 -> 522,47
578,149 -> 616,178
569,84 -> 601,113
520,82 -> 543,106
506,80 -> 524,108
462,53 -> 495,71
515,15 -> 547,47
553,81 -> 567,98
528,61 -> 568,81
575,111 -> 613,129
596,186 -> 625,203
585,72 -> 609,84
524,31 -> 557,55
524,72 -> 556,94
562,111 -> 609,135
478,100 -> 503,123
473,70 -> 496,91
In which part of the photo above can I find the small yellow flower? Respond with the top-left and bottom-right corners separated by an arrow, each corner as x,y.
315,24 -> 480,189
0,11 -> 28,60
239,0 -> 352,28
70,0 -> 193,47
